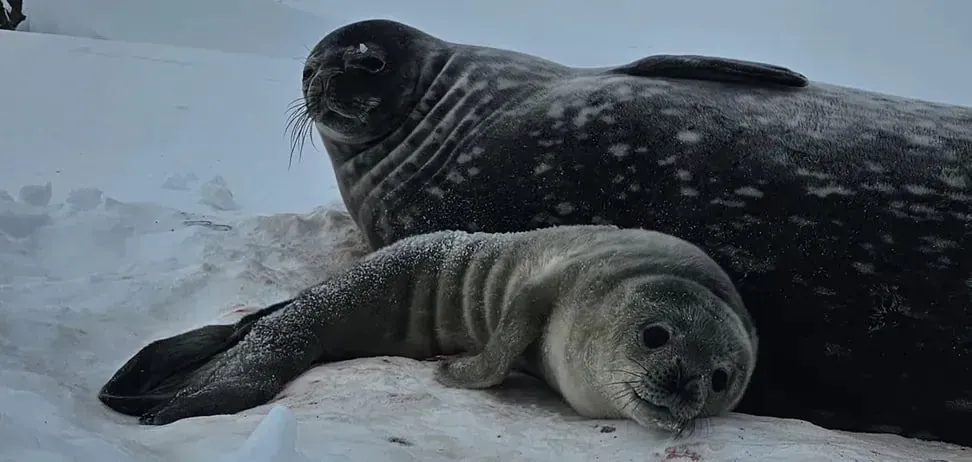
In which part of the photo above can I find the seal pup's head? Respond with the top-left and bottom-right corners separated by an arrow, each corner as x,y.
549,260 -> 758,434
628,276 -> 755,432
291,19 -> 442,156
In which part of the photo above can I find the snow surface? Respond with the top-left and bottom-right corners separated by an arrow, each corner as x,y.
2,1 -> 972,461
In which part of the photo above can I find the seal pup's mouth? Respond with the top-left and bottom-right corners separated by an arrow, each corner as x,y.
628,385 -> 688,433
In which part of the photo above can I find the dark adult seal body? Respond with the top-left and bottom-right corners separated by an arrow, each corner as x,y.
99,225 -> 758,433
290,19 -> 972,445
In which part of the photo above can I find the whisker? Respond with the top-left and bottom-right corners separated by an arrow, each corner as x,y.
284,97 -> 317,169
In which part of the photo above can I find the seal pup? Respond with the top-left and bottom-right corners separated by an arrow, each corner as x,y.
98,225 -> 758,432
292,19 -> 972,445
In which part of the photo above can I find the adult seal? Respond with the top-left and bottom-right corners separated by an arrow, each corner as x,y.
98,225 -> 758,432
291,19 -> 972,445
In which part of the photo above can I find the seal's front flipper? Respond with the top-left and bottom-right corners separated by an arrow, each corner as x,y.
434,274 -> 558,389
608,55 -> 809,88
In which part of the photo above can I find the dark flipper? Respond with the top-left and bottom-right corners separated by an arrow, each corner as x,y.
97,298 -> 295,418
607,54 -> 809,88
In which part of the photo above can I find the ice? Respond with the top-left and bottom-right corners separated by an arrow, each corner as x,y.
1,1 -> 970,461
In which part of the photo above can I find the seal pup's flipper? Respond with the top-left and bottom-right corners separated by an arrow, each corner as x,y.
434,271 -> 559,389
607,54 -> 809,88
97,298 -> 295,418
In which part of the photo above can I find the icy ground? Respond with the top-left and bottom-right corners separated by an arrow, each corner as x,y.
3,1 -> 972,461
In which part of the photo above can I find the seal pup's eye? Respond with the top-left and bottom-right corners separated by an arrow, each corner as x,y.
711,369 -> 730,392
641,324 -> 670,349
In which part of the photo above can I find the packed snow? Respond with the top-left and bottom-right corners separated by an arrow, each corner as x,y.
2,1 -> 972,461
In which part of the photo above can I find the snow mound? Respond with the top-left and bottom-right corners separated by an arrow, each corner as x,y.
0,179 -> 968,462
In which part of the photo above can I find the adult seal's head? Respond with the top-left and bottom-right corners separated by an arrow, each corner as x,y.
291,19 -> 441,151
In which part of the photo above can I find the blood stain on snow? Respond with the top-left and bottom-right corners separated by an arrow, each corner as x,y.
664,445 -> 702,461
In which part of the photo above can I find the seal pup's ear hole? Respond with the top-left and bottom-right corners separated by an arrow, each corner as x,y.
641,324 -> 671,349
711,369 -> 730,393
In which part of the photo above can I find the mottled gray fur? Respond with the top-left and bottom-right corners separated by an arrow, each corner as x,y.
134,225 -> 756,431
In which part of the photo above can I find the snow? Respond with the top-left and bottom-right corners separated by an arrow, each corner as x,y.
1,1 -> 970,461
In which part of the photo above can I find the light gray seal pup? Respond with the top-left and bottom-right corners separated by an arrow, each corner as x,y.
98,225 -> 758,433
290,19 -> 972,446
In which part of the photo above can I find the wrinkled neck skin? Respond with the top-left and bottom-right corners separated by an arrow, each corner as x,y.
317,43 -> 572,249
315,46 -> 451,235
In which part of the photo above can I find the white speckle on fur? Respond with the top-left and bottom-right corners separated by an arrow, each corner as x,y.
807,185 -> 855,198
734,187 -> 764,198
906,134 -> 939,147
711,198 -> 746,208
814,287 -> 837,296
573,103 -> 613,128
535,163 -> 553,175
658,155 -> 677,166
357,43 -> 368,53
608,144 -> 630,159
547,101 -> 566,119
852,262 -> 876,274
426,186 -> 445,198
555,202 -> 575,215
676,130 -> 702,144
467,167 -> 481,177
861,183 -> 895,194
789,216 -> 814,227
903,184 -> 936,195
446,170 -> 465,184
680,187 -> 699,197
615,85 -> 634,101
456,153 -> 472,164
939,169 -> 968,189
863,161 -> 885,173
676,169 -> 692,181
795,168 -> 832,180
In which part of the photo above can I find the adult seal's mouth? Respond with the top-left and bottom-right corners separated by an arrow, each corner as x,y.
305,68 -> 382,122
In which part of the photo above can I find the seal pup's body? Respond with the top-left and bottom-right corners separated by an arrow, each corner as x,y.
295,19 -> 972,445
99,225 -> 758,432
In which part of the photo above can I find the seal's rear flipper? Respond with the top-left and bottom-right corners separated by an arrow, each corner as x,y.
608,55 -> 809,88
97,298 -> 295,418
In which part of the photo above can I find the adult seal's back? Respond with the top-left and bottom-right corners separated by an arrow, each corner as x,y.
292,19 -> 972,445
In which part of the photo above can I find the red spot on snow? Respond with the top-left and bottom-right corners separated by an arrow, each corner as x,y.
664,446 -> 702,461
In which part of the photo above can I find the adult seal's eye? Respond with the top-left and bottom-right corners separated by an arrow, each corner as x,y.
711,369 -> 730,392
302,67 -> 316,82
641,324 -> 670,349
